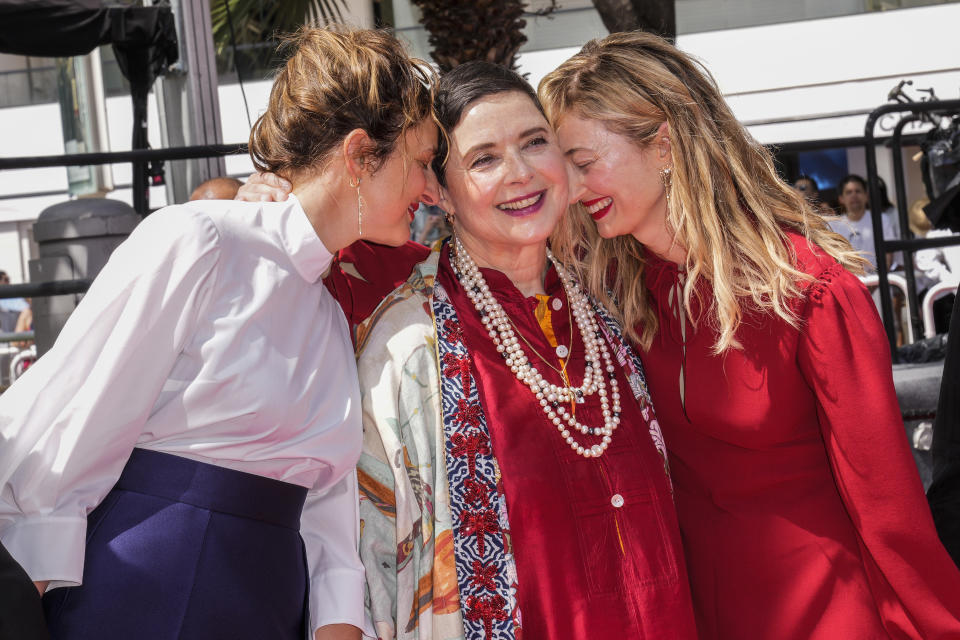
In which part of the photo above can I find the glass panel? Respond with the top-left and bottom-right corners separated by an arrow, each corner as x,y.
677,0 -> 958,34
0,69 -> 31,109
99,46 -> 130,98
0,55 -> 57,108
216,41 -> 282,85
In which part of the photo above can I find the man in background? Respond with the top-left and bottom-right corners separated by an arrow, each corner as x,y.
189,176 -> 242,201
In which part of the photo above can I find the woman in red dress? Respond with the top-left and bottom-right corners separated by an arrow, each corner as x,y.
541,31 -> 960,639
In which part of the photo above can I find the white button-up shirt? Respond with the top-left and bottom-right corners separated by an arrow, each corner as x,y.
0,195 -> 367,634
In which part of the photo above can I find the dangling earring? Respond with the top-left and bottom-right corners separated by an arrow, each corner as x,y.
349,176 -> 363,236
444,210 -> 454,225
659,166 -> 672,207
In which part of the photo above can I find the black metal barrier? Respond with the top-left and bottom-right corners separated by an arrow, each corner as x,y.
0,279 -> 92,299
0,144 -> 247,176
865,99 -> 960,362
0,143 -> 248,312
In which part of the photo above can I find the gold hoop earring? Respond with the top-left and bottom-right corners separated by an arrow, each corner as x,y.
349,177 -> 363,236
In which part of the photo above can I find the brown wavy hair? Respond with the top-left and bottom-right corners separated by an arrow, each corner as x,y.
249,26 -> 435,178
540,31 -> 866,353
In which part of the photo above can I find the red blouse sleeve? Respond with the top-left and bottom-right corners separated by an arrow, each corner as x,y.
797,264 -> 960,637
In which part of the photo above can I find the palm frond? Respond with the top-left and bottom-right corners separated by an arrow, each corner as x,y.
211,0 -> 348,55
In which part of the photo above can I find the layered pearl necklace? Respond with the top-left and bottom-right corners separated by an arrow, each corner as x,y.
451,237 -> 622,458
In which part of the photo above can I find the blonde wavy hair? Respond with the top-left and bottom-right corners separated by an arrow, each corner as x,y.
539,31 -> 866,354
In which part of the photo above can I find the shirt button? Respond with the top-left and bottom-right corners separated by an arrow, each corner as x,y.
611,494 -> 624,508
555,344 -> 569,359
551,298 -> 563,311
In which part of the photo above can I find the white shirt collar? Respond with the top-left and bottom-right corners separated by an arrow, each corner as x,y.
279,194 -> 334,284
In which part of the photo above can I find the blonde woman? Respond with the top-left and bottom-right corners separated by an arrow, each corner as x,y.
541,31 -> 960,640
0,27 -> 438,640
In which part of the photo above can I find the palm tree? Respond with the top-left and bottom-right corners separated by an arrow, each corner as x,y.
590,0 -> 675,40
211,0 -> 555,73
409,0 -> 555,72
210,0 -> 673,74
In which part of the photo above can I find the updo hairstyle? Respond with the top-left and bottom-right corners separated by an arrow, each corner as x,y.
249,26 -> 434,178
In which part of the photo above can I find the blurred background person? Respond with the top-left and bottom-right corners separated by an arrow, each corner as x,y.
409,203 -> 451,244
189,176 -> 243,201
793,174 -> 833,216
0,271 -> 28,333
831,174 -> 897,273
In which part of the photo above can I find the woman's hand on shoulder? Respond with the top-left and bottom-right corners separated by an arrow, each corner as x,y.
234,172 -> 293,202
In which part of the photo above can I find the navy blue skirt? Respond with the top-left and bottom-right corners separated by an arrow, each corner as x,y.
42,448 -> 309,640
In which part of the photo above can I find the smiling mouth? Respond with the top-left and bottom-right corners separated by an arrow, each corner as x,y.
582,196 -> 613,220
496,191 -> 545,216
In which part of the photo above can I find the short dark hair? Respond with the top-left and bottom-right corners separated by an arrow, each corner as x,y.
432,61 -> 544,187
794,174 -> 819,191
838,174 -> 867,193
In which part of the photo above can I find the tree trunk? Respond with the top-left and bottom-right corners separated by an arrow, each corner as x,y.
591,0 -> 676,41
410,0 -> 532,72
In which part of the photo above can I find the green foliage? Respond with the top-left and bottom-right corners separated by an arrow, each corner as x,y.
210,0 -> 347,55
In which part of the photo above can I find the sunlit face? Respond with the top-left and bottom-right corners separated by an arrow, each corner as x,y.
361,119 -> 440,246
838,180 -> 867,216
556,113 -> 672,253
441,91 -> 569,262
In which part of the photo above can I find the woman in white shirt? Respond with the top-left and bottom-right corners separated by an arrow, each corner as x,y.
0,27 -> 439,640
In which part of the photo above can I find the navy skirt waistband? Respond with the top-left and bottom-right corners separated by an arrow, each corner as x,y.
116,448 -> 307,530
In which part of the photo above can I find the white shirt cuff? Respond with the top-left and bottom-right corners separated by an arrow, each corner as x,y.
310,567 -> 375,637
1,516 -> 87,587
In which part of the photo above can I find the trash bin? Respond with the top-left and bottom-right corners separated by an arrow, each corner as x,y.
29,198 -> 140,356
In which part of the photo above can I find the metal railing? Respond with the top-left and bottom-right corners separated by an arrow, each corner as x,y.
4,110 -> 960,364
0,279 -> 92,299
922,282 -> 959,339
861,273 -> 916,345
864,98 -> 960,362
0,143 -> 247,218
0,144 -> 249,383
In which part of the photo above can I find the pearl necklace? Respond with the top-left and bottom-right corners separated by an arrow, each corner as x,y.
451,237 -> 622,458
